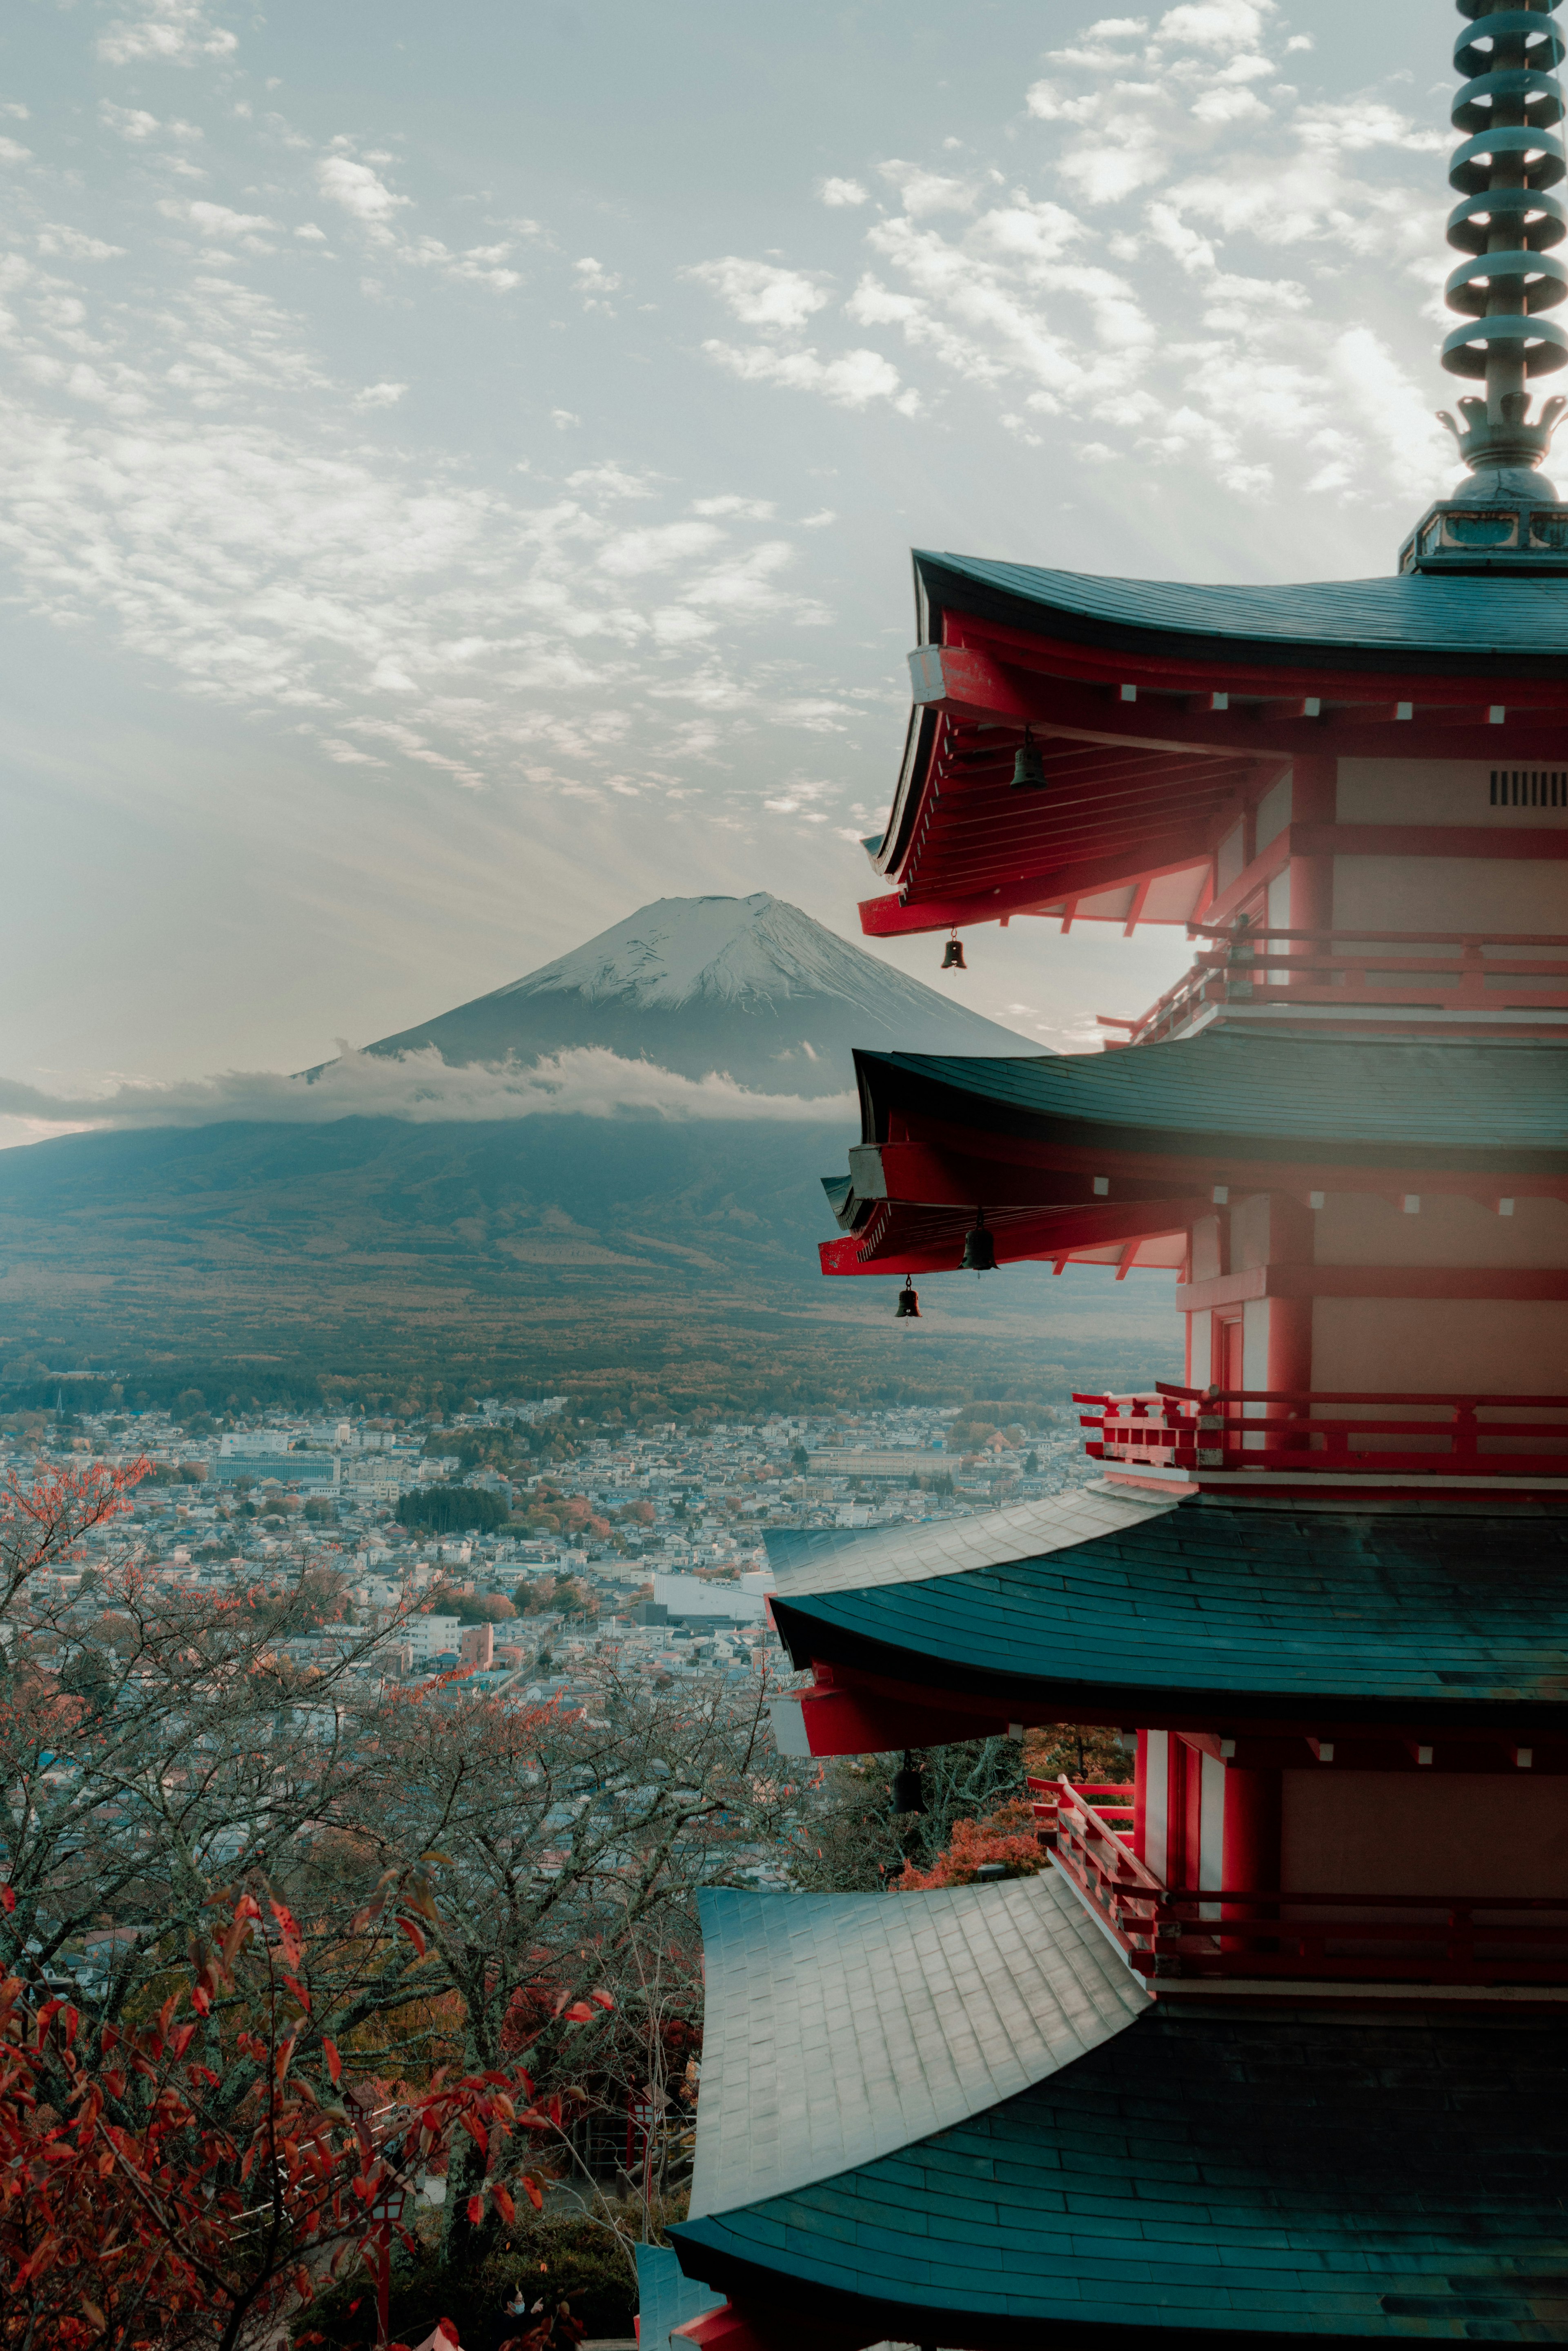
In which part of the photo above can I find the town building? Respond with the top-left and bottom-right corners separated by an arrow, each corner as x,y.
668,9 -> 1568,2347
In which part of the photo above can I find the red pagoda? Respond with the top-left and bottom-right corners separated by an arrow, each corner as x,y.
666,5 -> 1568,2346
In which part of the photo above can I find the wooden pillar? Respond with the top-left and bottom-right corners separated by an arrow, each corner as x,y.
1221,1767 -> 1282,1954
1266,1191 -> 1316,1429
1289,754 -> 1336,938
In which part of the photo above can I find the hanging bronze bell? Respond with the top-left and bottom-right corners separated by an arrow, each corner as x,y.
941,936 -> 967,970
960,1209 -> 998,1273
1012,726 -> 1047,789
891,1748 -> 926,1814
895,1278 -> 921,1319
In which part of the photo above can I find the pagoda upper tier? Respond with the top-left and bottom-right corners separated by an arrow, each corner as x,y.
863,555 -> 1568,956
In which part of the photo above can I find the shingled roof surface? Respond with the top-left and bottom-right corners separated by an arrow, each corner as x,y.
771,1498 -> 1568,1725
673,2006 -> 1568,2342
915,549 -> 1568,674
851,1032 -> 1568,1170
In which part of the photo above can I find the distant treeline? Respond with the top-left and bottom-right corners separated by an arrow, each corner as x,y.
0,1313 -> 1176,1428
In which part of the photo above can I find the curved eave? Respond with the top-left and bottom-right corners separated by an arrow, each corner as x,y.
915,550 -> 1568,679
769,1501 -> 1568,1730
673,2006 -> 1568,2347
847,1036 -> 1568,1174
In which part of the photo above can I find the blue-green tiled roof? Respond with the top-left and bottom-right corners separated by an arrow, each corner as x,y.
673,2008 -> 1568,2341
915,550 -> 1568,668
771,1499 -> 1568,1723
854,1031 -> 1568,1168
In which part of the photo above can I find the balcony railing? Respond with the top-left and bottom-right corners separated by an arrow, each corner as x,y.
1101,927 -> 1568,1047
1076,1384 -> 1568,1479
1043,1780 -> 1568,1986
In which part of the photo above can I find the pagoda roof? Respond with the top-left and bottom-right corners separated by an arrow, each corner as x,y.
854,1031 -> 1568,1165
675,1992 -> 1568,2344
769,1493 -> 1568,1729
860,553 -> 1568,940
914,550 -> 1568,676
685,1870 -> 1146,2222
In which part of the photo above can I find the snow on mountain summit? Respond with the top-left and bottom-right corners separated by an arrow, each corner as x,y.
499,893 -> 951,1013
365,892 -> 1035,1097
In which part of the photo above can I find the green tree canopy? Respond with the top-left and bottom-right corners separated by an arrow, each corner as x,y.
395,1486 -> 509,1535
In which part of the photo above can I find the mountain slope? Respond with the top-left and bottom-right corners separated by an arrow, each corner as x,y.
363,893 -> 1032,1094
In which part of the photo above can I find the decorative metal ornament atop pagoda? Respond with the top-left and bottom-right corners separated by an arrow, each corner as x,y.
1406,0 -> 1568,570
661,8 -> 1568,2349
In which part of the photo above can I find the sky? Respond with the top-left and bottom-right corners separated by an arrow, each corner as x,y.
0,0 -> 1463,1142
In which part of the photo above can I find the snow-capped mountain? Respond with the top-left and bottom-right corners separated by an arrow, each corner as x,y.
364,893 -> 1033,1094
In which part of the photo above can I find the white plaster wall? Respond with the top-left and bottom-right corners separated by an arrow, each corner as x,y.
1282,1770 -> 1568,1898
1336,759 -> 1568,827
1331,856 -> 1568,933
1256,770 -> 1292,850
1314,1192 -> 1568,1270
1312,1297 -> 1568,1396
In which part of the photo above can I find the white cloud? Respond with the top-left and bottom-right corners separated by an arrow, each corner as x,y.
352,381 -> 407,409
575,256 -> 622,299
702,340 -> 919,413
595,521 -> 727,577
685,256 -> 830,331
878,160 -> 979,216
316,153 -> 408,230
567,461 -> 659,499
0,1045 -> 854,1130
98,0 -> 238,67
1154,0 -> 1274,47
819,177 -> 869,207
0,138 -> 32,167
162,199 -> 279,247
38,226 -> 127,261
690,493 -> 776,518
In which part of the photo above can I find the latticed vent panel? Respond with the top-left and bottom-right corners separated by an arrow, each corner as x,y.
1490,770 -> 1568,807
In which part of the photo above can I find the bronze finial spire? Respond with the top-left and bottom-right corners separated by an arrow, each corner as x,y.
1401,0 -> 1568,570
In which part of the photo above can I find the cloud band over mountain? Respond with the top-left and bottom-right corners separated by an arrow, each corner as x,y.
0,1045 -> 857,1135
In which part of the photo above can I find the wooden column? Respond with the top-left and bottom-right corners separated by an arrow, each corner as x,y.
1221,1766 -> 1282,1954
1266,1191 -> 1316,1420
1289,754 -> 1336,936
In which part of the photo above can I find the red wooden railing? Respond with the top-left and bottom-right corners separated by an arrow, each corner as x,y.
1076,1383 -> 1568,1479
1102,927 -> 1568,1047
1044,1780 -> 1568,1986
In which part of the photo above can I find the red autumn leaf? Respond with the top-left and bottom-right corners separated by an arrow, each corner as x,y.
560,2002 -> 594,2024
269,1897 -> 305,1969
281,1973 -> 312,2012
492,2182 -> 516,2226
0,1884 -> 13,1913
521,2173 -> 543,2212
323,2037 -> 342,2085
396,1916 -> 427,1959
467,2193 -> 484,2226
590,1989 -> 614,2010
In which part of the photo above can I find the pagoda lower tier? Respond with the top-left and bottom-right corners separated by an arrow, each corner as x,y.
668,1872 -> 1568,2351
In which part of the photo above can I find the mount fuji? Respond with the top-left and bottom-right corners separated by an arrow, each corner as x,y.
0,894 -> 1174,1406
361,893 -> 1031,1093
